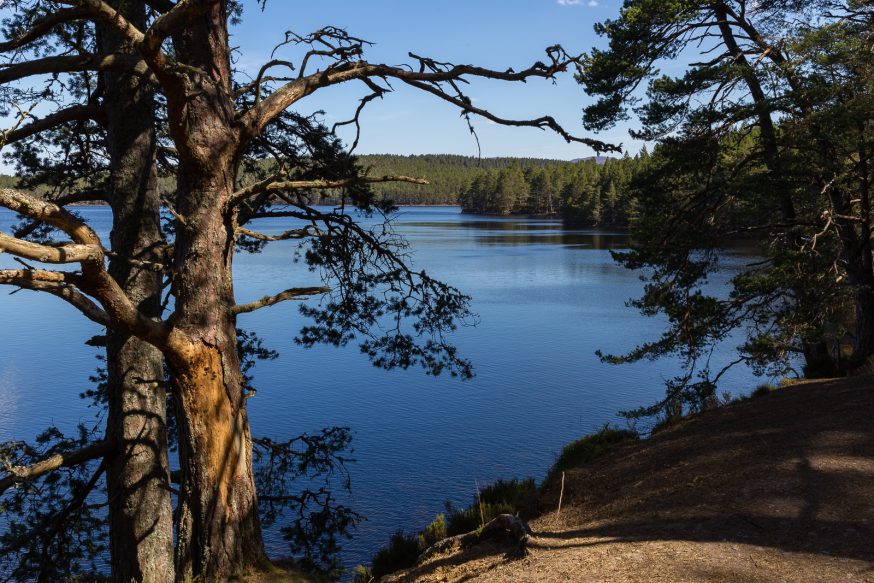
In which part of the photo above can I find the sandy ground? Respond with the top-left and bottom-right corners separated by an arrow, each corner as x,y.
384,376 -> 874,582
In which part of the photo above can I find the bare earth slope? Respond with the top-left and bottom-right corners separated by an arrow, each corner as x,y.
386,376 -> 874,582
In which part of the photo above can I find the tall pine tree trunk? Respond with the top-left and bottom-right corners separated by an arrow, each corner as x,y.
100,2 -> 174,580
166,170 -> 267,579
161,7 -> 268,566
715,4 -> 843,376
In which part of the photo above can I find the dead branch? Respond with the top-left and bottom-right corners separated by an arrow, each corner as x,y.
239,45 -> 619,153
232,286 -> 331,315
0,268 -> 110,325
0,8 -> 90,53
228,175 -> 428,209
417,514 -> 531,563
0,440 -> 114,496
235,226 -> 319,242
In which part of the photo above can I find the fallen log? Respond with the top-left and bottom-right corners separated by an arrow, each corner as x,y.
417,513 -> 531,563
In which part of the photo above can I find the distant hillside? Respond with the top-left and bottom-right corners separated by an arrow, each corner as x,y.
357,154 -> 568,205
0,154 -> 611,208
571,155 -> 612,165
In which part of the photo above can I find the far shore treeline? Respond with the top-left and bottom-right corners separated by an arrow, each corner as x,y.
0,152 -> 650,227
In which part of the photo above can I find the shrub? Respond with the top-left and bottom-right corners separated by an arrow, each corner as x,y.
351,565 -> 374,583
479,478 -> 536,507
547,427 -> 638,482
369,531 -> 420,581
418,513 -> 446,549
363,477 -> 539,578
751,383 -> 777,398
650,413 -> 684,435
445,501 -> 516,537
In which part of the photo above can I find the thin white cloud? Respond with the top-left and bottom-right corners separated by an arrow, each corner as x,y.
588,0 -> 599,5
557,0 -> 598,6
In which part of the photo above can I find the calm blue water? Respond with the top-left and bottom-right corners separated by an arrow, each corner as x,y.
0,206 -> 762,568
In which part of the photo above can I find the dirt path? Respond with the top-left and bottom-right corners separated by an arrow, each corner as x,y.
385,376 -> 874,582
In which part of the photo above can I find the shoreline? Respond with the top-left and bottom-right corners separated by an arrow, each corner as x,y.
381,375 -> 874,582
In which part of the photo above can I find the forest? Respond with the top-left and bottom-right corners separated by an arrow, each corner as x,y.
0,0 -> 871,582
457,154 -> 649,225
0,153 -> 646,227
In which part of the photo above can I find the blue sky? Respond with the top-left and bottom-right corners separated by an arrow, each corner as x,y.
232,0 -> 639,159
1,0 -> 644,168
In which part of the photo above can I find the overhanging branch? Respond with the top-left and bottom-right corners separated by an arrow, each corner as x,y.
228,174 -> 428,210
239,45 -> 620,153
0,440 -> 114,496
0,7 -> 91,53
235,226 -> 320,242
232,286 -> 331,315
1,103 -> 105,147
0,269 -> 110,325
0,189 -> 169,345
0,233 -> 103,264
0,53 -> 149,84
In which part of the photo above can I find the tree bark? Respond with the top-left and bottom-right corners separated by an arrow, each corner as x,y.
161,7 -> 268,572
166,173 -> 267,578
99,2 -> 175,581
713,4 -> 857,376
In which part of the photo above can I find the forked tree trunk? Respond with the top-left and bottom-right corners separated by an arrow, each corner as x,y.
158,4 -> 271,576
166,168 -> 267,577
99,2 -> 175,580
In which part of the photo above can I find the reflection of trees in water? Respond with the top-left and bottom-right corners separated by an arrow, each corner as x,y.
474,232 -> 628,248
403,220 -> 629,249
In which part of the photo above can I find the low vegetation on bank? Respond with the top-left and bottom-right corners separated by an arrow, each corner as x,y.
356,378 -> 812,581
355,424 -> 644,581
367,376 -> 874,583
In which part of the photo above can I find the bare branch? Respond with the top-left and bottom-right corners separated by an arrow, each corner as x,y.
0,269 -> 110,325
0,233 -> 102,264
0,8 -> 91,53
401,76 -> 608,149
0,53 -> 150,84
235,226 -> 319,242
0,189 -> 169,344
0,188 -> 102,246
0,440 -> 114,495
232,286 -> 331,315
1,103 -> 105,147
331,79 -> 385,152
228,175 -> 428,210
240,47 -> 619,153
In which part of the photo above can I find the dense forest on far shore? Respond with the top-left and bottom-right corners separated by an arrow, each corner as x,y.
458,153 -> 650,226
355,154 -> 569,205
0,153 -> 650,225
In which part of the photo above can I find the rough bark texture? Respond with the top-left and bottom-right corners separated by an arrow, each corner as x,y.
100,2 -> 175,581
164,4 -> 267,578
167,172 -> 266,577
